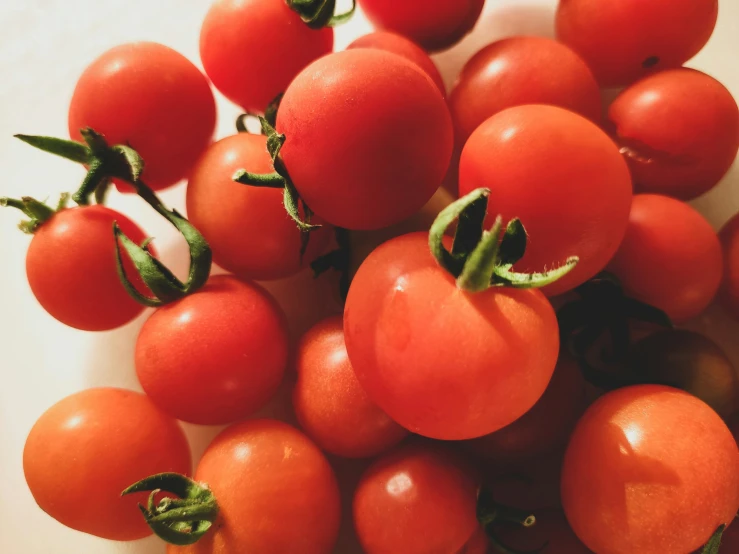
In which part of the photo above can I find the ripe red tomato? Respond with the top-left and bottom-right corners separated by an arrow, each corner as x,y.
136,275 -> 289,425
562,385 -> 739,554
458,526 -> 489,554
26,205 -> 150,331
293,316 -> 408,458
358,0 -> 485,52
465,354 -> 586,467
459,104 -> 633,297
721,213 -> 739,321
344,232 -> 559,440
347,31 -> 446,96
186,134 -> 331,281
608,194 -> 722,322
607,68 -> 739,200
277,49 -> 453,230
68,42 -> 216,191
450,36 -> 601,143
200,0 -> 332,114
23,388 -> 191,541
556,0 -> 718,86
167,419 -> 340,554
353,442 -> 479,554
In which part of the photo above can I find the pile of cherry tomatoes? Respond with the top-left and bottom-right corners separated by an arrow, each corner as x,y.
7,0 -> 739,553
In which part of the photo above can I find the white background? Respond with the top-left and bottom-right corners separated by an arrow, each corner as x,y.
1,1 -> 738,553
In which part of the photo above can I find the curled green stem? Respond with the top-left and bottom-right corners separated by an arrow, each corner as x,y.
287,0 -> 356,29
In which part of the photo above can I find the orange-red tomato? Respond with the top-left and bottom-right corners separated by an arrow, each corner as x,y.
562,385 -> 739,554
459,104 -> 633,297
720,212 -> 739,321
608,194 -> 723,322
23,388 -> 191,541
450,36 -> 601,143
293,316 -> 408,458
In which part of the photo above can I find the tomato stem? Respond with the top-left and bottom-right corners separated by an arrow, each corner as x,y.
286,0 -> 356,29
233,169 -> 285,188
0,194 -> 66,234
701,525 -> 725,554
477,487 -> 543,554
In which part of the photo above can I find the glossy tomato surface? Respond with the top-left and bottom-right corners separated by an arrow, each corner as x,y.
459,104 -> 633,297
68,42 -> 216,191
344,232 -> 559,440
720,212 -> 739,321
23,388 -> 191,541
277,49 -> 453,230
136,275 -> 289,425
562,385 -> 739,554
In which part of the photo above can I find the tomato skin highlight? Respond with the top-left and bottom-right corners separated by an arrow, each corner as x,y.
167,419 -> 341,554
721,212 -> 739,321
556,0 -> 718,87
608,68 -> 739,201
135,275 -> 289,425
450,36 -> 601,143
23,388 -> 191,541
459,104 -> 633,297
68,42 -> 216,191
608,194 -> 723,322
353,442 -> 479,554
26,205 -> 150,331
186,134 -> 331,281
277,49 -> 453,230
293,316 -> 408,458
200,0 -> 333,114
561,385 -> 739,554
344,232 -> 559,440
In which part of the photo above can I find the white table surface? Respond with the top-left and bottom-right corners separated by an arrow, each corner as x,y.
1,1 -> 737,552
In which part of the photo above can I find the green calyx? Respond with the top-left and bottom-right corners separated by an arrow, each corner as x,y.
0,193 -> 69,233
122,473 -> 219,546
235,93 -> 284,134
286,0 -> 356,29
702,525 -> 725,554
429,188 -> 578,293
477,487 -> 542,554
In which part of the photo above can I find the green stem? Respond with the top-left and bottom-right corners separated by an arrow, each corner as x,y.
456,216 -> 503,292
286,0 -> 356,29
233,169 -> 285,188
73,158 -> 108,205
1,195 -> 60,233
477,487 -> 542,554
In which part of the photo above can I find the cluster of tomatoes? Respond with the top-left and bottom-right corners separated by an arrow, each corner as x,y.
7,0 -> 739,553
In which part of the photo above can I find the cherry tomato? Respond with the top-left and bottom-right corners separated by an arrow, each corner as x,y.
353,442 -> 479,554
457,526 -> 489,554
167,419 -> 340,554
186,133 -> 331,281
496,510 -> 593,554
136,275 -> 289,425
277,49 -> 453,230
68,42 -> 216,191
347,31 -> 446,96
200,0 -> 332,114
562,385 -> 739,554
26,205 -> 151,331
293,316 -> 408,458
556,0 -> 718,87
607,68 -> 739,200
450,36 -> 601,143
23,388 -> 191,541
358,0 -> 485,52
459,105 -> 633,297
465,354 -> 586,467
608,194 -> 723,322
720,212 -> 739,321
344,232 -> 559,440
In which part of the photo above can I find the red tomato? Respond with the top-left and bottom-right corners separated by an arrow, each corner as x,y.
556,0 -> 718,87
450,36 -> 601,143
347,31 -> 446,96
607,68 -> 739,200
136,275 -> 289,425
465,355 -> 586,468
186,134 -> 331,281
26,205 -> 150,331
23,388 -> 191,541
200,0 -> 332,114
608,194 -> 722,322
167,419 -> 340,554
277,49 -> 453,230
358,0 -> 485,52
459,105 -> 633,297
353,442 -> 479,554
562,385 -> 739,554
68,42 -> 216,191
496,510 -> 593,554
720,212 -> 739,321
344,232 -> 559,440
293,316 -> 408,458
